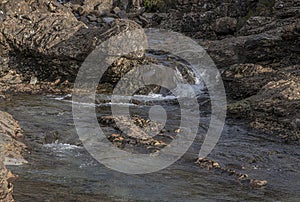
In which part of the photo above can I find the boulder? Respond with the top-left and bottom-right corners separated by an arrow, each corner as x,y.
200,21 -> 300,69
0,0 -> 145,83
213,17 -> 237,35
225,64 -> 300,142
82,0 -> 112,15
222,64 -> 278,100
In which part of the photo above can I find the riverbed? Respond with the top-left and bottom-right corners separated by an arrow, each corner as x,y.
1,95 -> 299,201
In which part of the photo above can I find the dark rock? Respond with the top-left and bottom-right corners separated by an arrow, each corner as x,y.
222,64 -> 281,100
157,0 -> 266,39
127,0 -> 142,13
226,64 -> 300,142
200,21 -> 300,69
237,16 -> 274,36
117,10 -> 127,18
213,17 -> 237,35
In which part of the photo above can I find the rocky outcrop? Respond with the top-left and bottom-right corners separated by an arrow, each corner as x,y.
0,111 -> 27,201
141,0 -> 299,141
224,64 -> 300,142
199,22 -> 299,69
152,0 -> 300,69
0,0 -> 299,142
0,0 -> 145,84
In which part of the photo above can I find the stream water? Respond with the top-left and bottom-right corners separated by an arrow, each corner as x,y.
1,26 -> 299,201
0,94 -> 299,201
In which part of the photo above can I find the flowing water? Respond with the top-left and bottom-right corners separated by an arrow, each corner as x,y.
1,94 -> 299,201
1,28 -> 299,201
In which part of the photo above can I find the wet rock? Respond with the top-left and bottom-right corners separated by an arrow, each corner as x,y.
99,114 -> 173,153
100,115 -> 164,140
196,158 -> 267,188
103,16 -> 115,23
240,179 -> 268,188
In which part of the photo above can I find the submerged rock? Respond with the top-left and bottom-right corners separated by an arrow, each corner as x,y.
99,115 -> 174,153
196,158 -> 268,188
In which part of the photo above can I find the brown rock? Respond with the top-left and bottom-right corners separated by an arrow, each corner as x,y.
0,0 -> 146,85
83,0 -> 112,14
0,111 -> 27,201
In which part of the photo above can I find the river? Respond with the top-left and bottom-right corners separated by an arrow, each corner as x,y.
0,94 -> 299,201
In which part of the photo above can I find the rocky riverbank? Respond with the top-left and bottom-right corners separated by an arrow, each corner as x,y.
146,0 -> 300,142
0,111 -> 27,201
0,0 -> 299,200
0,0 -> 298,142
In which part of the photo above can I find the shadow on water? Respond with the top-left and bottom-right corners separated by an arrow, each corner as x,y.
0,95 -> 299,201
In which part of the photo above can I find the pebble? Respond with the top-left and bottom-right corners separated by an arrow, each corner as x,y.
113,7 -> 122,15
30,76 -> 38,85
103,17 -> 115,23
240,179 -> 268,187
87,14 -> 97,22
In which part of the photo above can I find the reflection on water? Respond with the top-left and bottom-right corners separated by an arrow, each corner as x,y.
0,95 -> 299,201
